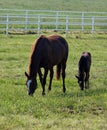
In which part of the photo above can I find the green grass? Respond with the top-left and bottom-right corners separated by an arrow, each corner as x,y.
0,0 -> 107,12
0,33 -> 107,130
0,1 -> 107,129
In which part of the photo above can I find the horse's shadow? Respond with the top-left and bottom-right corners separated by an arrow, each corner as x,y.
53,86 -> 107,98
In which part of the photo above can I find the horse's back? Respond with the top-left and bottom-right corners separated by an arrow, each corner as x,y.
33,35 -> 68,67
48,35 -> 68,63
48,35 -> 68,56
79,52 -> 91,72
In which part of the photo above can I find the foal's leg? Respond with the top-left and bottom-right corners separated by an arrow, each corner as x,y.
85,73 -> 89,89
87,80 -> 89,89
62,63 -> 66,93
42,68 -> 48,95
48,68 -> 54,91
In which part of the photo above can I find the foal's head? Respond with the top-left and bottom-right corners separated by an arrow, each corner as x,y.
75,73 -> 85,90
25,72 -> 37,96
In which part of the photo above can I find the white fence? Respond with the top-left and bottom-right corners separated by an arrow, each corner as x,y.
0,9 -> 107,36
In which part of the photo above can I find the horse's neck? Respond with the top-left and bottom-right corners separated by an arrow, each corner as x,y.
29,38 -> 44,78
29,63 -> 38,78
29,52 -> 41,78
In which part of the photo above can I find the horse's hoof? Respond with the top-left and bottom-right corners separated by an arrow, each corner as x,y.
48,87 -> 51,92
81,88 -> 84,90
85,86 -> 89,89
42,92 -> 45,95
63,88 -> 66,93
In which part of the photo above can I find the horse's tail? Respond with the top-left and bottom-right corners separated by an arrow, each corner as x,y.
56,63 -> 61,80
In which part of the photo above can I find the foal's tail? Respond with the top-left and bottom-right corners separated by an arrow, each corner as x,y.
56,63 -> 61,80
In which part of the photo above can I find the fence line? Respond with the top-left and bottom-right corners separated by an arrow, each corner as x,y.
0,9 -> 107,36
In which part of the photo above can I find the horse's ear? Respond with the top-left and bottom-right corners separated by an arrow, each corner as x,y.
25,72 -> 29,78
75,75 -> 79,79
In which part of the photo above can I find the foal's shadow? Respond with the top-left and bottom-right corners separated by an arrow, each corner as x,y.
54,87 -> 107,98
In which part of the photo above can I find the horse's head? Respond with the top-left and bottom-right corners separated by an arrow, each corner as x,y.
75,74 -> 85,90
25,72 -> 37,96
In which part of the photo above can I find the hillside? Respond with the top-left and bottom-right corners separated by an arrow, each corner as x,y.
0,0 -> 107,12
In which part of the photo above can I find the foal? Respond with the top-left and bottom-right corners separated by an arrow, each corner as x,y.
75,52 -> 91,90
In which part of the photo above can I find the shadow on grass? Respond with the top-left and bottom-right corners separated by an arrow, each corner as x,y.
53,87 -> 107,98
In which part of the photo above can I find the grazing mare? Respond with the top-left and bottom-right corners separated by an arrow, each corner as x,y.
75,52 -> 91,90
25,35 -> 68,95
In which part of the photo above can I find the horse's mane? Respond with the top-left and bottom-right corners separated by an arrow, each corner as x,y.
31,35 -> 46,53
28,35 -> 46,74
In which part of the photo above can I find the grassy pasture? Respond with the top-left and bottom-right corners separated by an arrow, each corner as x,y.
0,33 -> 107,130
0,0 -> 107,129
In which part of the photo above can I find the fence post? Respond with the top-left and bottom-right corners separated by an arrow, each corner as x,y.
25,10 -> 28,30
6,15 -> 9,36
92,17 -> 94,35
56,12 -> 59,31
38,15 -> 40,37
66,16 -> 68,34
82,12 -> 84,31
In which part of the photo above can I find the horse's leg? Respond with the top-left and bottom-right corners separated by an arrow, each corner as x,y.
38,68 -> 43,85
85,80 -> 87,89
85,73 -> 89,89
42,68 -> 48,95
87,80 -> 89,89
62,63 -> 66,93
48,68 -> 54,91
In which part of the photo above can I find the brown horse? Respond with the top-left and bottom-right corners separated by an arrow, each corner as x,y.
25,35 -> 68,96
75,52 -> 91,90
